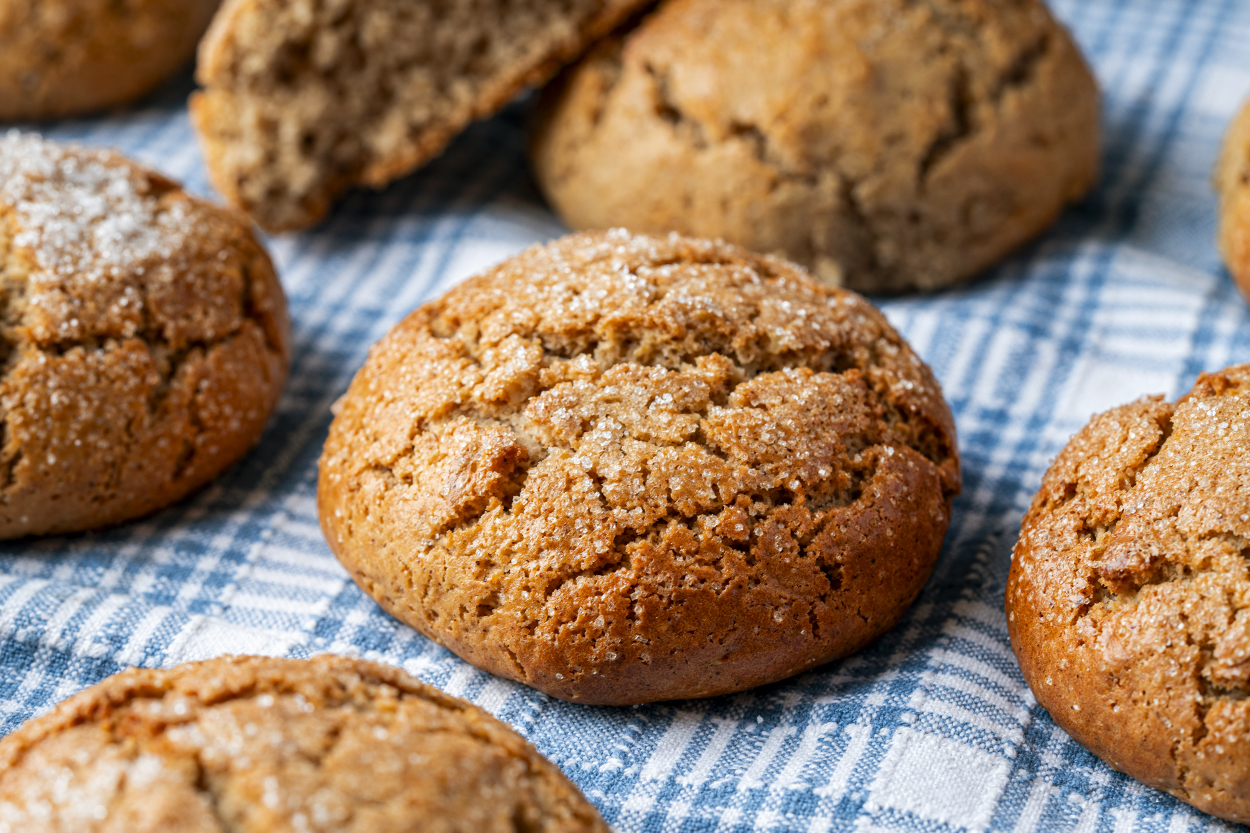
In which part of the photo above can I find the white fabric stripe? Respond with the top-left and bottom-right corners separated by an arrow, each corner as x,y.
1072,793 -> 1101,833
442,663 -> 477,697
944,621 -> 1015,664
60,594 -> 127,658
740,725 -> 796,789
678,717 -> 740,788
936,648 -> 1029,701
1015,777 -> 1056,831
163,615 -> 302,665
814,723 -> 873,799
226,592 -> 334,615
919,697 -> 1023,744
1167,813 -> 1192,833
948,600 -> 1012,636
252,547 -> 343,574
925,671 -> 1031,725
473,677 -> 515,718
0,581 -> 45,633
773,721 -> 837,790
640,711 -> 703,782
1111,808 -> 1137,833
279,519 -> 327,541
113,607 -> 170,667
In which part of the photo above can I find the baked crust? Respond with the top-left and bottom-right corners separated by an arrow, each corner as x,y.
1007,365 -> 1250,823
530,0 -> 1100,294
1217,97 -> 1250,306
319,230 -> 960,704
0,655 -> 608,833
0,0 -> 219,122
0,133 -> 288,538
192,0 -> 653,232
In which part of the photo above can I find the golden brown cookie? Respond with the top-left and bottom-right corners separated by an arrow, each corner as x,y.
530,0 -> 1100,294
1007,365 -> 1250,823
0,0 -> 220,122
1217,96 -> 1250,306
191,0 -> 655,232
0,655 -> 609,833
0,132 -> 288,538
319,230 -> 961,705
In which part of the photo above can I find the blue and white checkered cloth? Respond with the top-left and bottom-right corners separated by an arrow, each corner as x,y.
3,1 -> 1250,829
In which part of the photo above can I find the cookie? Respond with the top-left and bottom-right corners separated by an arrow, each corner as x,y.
0,132 -> 288,538
319,230 -> 961,705
1217,96 -> 1250,306
1006,365 -> 1250,823
0,0 -> 220,122
530,0 -> 1100,294
191,0 -> 654,232
0,655 -> 609,833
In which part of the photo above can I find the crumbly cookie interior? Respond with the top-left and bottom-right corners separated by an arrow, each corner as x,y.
193,0 -> 641,230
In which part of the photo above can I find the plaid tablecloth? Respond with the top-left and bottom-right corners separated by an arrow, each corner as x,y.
3,1 -> 1250,830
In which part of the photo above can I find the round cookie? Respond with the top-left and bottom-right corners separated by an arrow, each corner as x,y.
1216,96 -> 1250,306
530,0 -> 1100,294
1007,365 -> 1250,823
0,0 -> 220,122
319,230 -> 961,705
0,655 -> 609,833
0,132 -> 288,538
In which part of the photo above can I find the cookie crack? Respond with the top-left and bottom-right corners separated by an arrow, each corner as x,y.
992,33 -> 1052,101
192,756 -> 233,833
1060,406 -> 1175,551
646,63 -> 707,150
837,172 -> 884,276
917,64 -> 973,186
410,352 -> 947,572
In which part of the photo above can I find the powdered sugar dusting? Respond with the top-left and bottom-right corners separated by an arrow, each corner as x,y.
0,130 -> 191,281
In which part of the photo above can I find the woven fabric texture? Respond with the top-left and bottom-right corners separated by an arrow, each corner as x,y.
3,1 -> 1250,830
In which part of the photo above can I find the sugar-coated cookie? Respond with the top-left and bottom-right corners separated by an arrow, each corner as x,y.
319,230 -> 961,704
0,0 -> 220,122
0,655 -> 609,833
1217,96 -> 1250,306
0,132 -> 288,538
1007,365 -> 1250,823
531,0 -> 1100,294
192,0 -> 654,232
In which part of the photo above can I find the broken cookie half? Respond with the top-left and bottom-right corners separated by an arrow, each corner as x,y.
192,0 -> 653,232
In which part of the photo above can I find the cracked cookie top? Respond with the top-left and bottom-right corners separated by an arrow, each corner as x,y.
530,0 -> 1099,294
1007,365 -> 1250,823
0,132 -> 288,538
319,230 -> 960,704
0,655 -> 609,833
